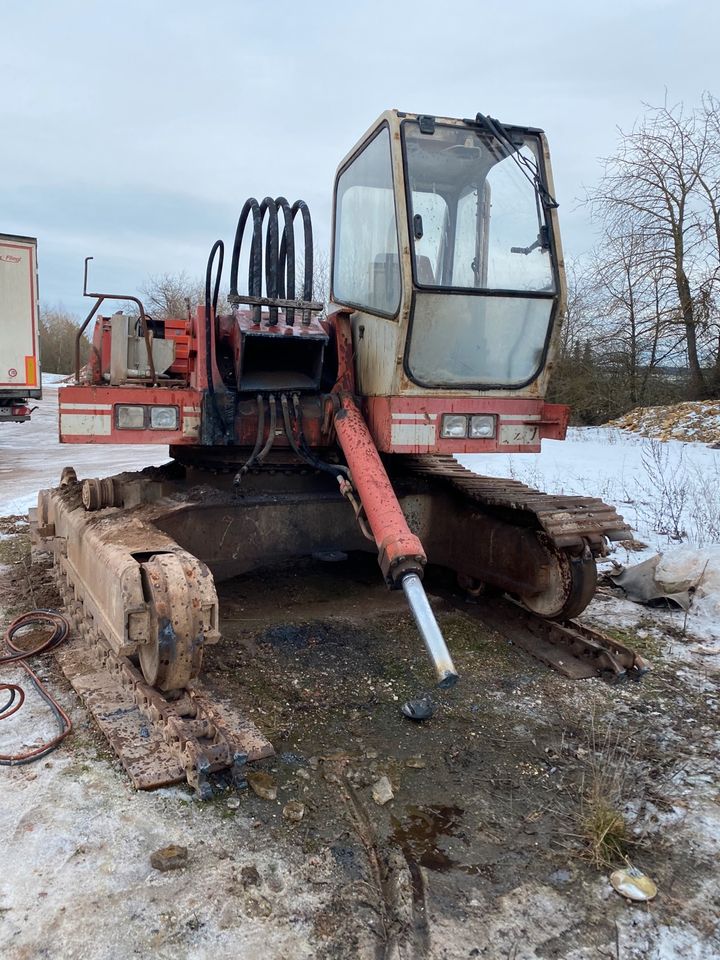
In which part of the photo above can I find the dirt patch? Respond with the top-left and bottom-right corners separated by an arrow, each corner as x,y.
607,401 -> 720,445
2,544 -> 719,958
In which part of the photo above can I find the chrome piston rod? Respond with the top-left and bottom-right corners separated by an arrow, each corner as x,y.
401,573 -> 459,689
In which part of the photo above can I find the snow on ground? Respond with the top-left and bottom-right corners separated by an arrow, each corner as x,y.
0,375 -> 169,515
459,427 -> 720,642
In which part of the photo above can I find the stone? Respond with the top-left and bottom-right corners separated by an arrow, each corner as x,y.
150,844 -> 188,872
371,776 -> 394,805
226,796 -> 240,810
244,895 -> 272,919
266,863 -> 285,892
282,800 -> 305,823
405,756 -> 426,769
218,903 -> 237,929
246,771 -> 278,801
295,768 -> 311,781
240,864 -> 262,888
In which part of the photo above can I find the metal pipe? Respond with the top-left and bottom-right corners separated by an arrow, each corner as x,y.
401,573 -> 459,689
77,257 -> 157,384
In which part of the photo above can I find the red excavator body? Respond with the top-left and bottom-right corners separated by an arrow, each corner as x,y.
32,110 -> 639,797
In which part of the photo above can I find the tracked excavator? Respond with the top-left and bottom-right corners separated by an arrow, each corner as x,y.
32,110 -> 644,796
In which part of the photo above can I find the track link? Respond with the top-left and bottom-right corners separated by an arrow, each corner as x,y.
444,591 -> 649,681
53,562 -> 273,797
403,455 -> 632,554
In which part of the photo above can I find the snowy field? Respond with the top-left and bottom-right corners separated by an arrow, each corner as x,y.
0,375 -> 168,516
460,430 -> 720,642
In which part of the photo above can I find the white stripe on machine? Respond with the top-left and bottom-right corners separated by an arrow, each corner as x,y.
391,412 -> 438,421
60,413 -> 112,436
390,421 -> 436,446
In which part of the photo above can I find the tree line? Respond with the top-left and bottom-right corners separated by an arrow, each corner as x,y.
549,93 -> 720,422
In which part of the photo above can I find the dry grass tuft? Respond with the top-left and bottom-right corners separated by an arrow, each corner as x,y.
580,785 -> 628,868
573,722 -> 638,868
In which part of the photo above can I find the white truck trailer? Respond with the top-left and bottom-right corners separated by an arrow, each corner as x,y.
0,233 -> 41,423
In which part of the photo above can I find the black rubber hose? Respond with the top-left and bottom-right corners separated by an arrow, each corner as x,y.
1,611 -> 72,766
230,198 -> 262,323
204,240 -> 224,398
281,393 -> 349,480
275,196 -> 296,324
259,197 -> 279,325
255,394 -> 277,463
233,394 -> 265,487
0,685 -> 18,718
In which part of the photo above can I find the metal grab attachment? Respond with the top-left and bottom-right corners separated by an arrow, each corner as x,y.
332,392 -> 459,689
402,573 -> 458,689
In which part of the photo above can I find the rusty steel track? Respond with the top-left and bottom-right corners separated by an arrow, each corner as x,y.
443,590 -> 649,681
53,564 -> 273,797
403,455 -> 632,555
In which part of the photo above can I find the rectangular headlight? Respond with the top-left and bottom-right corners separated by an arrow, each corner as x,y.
150,406 -> 179,430
440,414 -> 468,438
469,415 -> 496,439
116,405 -> 145,429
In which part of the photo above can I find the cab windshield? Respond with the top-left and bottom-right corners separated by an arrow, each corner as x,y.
402,120 -> 558,388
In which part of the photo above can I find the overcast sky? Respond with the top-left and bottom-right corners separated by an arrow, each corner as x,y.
2,0 -> 718,317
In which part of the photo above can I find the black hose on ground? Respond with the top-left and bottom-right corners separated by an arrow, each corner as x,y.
0,611 -> 72,765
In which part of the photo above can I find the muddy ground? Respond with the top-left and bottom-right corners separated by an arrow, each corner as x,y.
1,515 -> 719,959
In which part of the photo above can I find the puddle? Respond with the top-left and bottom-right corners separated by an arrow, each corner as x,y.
390,804 -> 481,875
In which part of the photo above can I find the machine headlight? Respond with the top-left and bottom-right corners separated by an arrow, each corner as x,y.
150,406 -> 179,430
116,405 -> 146,429
440,414 -> 468,438
469,415 -> 496,439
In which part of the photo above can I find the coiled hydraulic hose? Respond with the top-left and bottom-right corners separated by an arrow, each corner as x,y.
229,196 -> 314,325
0,611 -> 72,765
204,239 -> 231,435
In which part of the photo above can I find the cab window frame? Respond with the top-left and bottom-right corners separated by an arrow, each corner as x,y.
330,121 -> 403,321
399,119 -> 561,298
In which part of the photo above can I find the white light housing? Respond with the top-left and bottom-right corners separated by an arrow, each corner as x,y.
116,405 -> 145,429
440,414 -> 468,438
150,406 -> 179,430
469,415 -> 496,439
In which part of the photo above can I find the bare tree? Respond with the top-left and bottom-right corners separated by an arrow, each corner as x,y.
587,98 -> 716,398
139,272 -> 205,320
592,228 -> 684,406
39,306 -> 91,375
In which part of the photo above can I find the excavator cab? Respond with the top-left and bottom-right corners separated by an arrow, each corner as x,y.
331,111 -> 565,414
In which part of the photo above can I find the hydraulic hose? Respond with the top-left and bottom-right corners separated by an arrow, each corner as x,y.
204,239 -> 231,436
256,393 -> 277,463
234,394 -> 266,487
1,611 -> 72,765
228,196 -> 315,325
